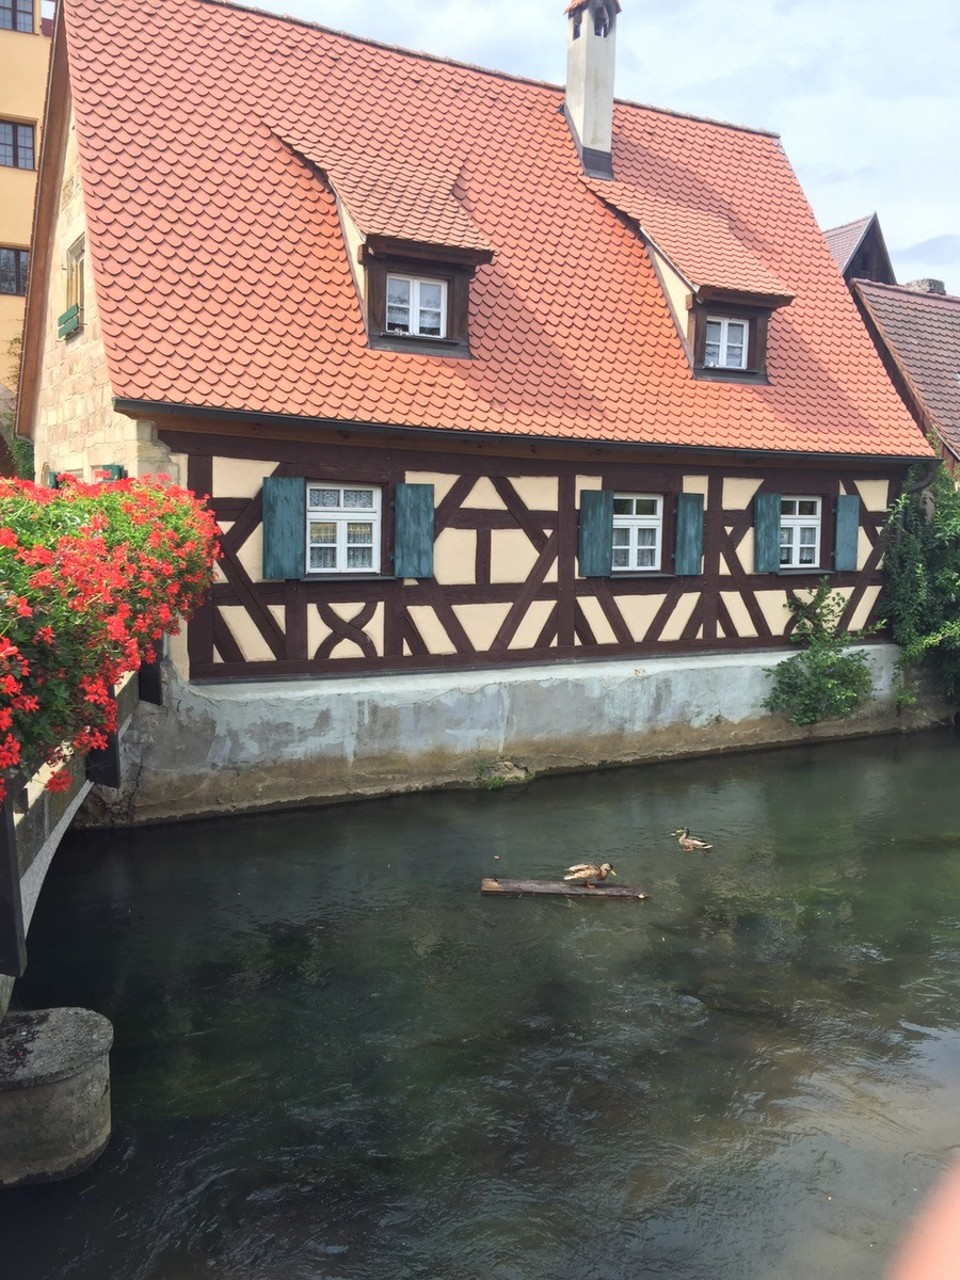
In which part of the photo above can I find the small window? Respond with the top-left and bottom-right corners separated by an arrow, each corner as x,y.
306,483 -> 382,574
0,0 -> 33,33
779,497 -> 821,568
385,274 -> 447,339
0,246 -> 29,295
0,120 -> 35,169
611,494 -> 663,571
58,237 -> 85,337
704,316 -> 747,370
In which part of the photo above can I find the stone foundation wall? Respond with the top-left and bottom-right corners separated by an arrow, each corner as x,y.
82,644 -> 952,827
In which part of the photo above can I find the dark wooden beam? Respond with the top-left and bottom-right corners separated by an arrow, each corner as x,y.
0,794 -> 27,978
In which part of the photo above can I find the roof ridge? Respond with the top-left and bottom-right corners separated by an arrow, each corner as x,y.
198,0 -> 778,140
857,278 -> 960,304
825,213 -> 874,235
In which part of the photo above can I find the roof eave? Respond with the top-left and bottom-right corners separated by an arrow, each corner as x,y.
112,396 -> 933,468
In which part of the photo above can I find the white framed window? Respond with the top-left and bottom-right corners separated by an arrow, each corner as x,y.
306,483 -> 381,574
779,497 -> 821,568
385,274 -> 447,338
611,494 -> 662,571
704,316 -> 747,370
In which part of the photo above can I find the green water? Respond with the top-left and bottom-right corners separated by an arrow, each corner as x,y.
4,734 -> 960,1278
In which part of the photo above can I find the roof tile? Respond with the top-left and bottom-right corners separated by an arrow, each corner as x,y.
59,0 -> 925,458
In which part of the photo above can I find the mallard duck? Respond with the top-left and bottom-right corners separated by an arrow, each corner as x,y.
672,828 -> 713,852
564,862 -> 616,887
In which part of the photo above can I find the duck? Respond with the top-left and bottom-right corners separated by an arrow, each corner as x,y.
564,862 -> 616,887
672,828 -> 713,852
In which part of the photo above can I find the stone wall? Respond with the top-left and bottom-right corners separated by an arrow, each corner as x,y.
83,644 -> 952,827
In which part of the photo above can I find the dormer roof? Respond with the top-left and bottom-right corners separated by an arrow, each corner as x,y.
18,0 -> 927,461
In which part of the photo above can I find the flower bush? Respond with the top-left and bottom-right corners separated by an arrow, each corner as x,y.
0,474 -> 220,804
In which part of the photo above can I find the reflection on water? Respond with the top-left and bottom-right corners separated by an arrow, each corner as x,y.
4,734 -> 960,1278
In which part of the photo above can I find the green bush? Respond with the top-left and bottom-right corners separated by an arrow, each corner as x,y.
882,461 -> 960,701
764,579 -> 874,725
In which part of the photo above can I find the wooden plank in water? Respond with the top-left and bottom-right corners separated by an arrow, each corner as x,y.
481,877 -> 648,900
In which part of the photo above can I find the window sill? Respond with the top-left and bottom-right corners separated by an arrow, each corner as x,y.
303,572 -> 392,581
693,367 -> 769,384
608,571 -> 674,579
370,332 -> 471,358
776,568 -> 832,576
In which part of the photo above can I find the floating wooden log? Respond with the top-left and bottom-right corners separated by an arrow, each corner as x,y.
481,877 -> 648,900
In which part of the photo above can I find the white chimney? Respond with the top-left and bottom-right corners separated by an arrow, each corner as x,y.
564,0 -> 619,180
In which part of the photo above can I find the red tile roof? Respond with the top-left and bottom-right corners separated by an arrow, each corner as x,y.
853,280 -> 960,457
53,0 -> 927,458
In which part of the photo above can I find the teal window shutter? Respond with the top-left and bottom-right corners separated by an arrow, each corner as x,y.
754,492 -> 781,573
578,489 -> 614,576
674,492 -> 704,575
262,476 -> 306,579
834,494 -> 860,571
394,483 -> 435,578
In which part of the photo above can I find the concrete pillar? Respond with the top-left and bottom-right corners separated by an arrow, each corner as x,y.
0,1007 -> 113,1186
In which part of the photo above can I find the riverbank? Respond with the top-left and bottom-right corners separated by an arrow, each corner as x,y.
80,643 -> 952,826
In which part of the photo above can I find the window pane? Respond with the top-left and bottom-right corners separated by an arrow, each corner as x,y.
799,546 -> 816,565
636,547 -> 656,568
346,521 -> 373,545
0,124 -> 12,167
637,528 -> 656,547
705,320 -> 722,344
309,547 -> 337,570
635,498 -> 658,516
780,499 -> 798,516
797,500 -> 818,517
612,548 -> 629,568
347,546 -> 373,569
310,520 -> 336,541
612,497 -> 633,515
0,249 -> 14,294
386,276 -> 411,332
343,488 -> 373,509
419,282 -> 442,310
611,527 -> 629,547
308,487 -> 340,508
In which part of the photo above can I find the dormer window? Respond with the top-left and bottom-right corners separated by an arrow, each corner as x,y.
689,298 -> 777,382
364,249 -> 478,357
386,274 -> 447,339
704,316 -> 747,370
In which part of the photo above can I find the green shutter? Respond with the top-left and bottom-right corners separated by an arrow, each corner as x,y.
578,489 -> 614,577
674,492 -> 704,575
394,483 -> 435,578
262,475 -> 305,580
57,304 -> 80,338
834,493 -> 860,571
754,492 -> 781,573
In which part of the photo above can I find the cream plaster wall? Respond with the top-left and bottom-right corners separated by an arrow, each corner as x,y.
754,590 -> 791,636
576,595 -> 618,645
720,592 -> 758,638
658,591 -> 700,642
452,602 -> 512,651
0,4 -> 50,388
507,600 -> 555,649
434,527 -> 476,585
854,479 -> 890,512
405,605 -> 457,655
615,593 -> 666,641
723,477 -> 762,509
510,475 -> 558,510
490,527 -> 554,584
650,249 -> 692,348
463,476 -> 507,510
405,471 -> 459,504
682,474 -> 709,498
213,456 -> 276,497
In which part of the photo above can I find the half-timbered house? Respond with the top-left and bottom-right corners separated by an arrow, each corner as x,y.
15,0 -> 937,819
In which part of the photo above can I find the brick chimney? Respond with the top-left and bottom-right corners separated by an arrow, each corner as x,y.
564,0 -> 620,181
903,278 -> 946,295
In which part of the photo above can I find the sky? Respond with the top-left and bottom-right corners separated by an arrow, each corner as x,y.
238,0 -> 960,294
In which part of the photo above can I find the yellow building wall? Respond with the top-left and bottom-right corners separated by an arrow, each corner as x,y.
0,1 -> 51,390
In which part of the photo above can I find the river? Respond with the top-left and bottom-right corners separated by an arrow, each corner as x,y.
3,733 -> 960,1278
